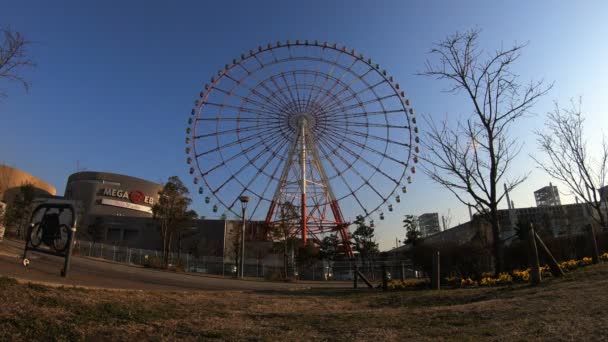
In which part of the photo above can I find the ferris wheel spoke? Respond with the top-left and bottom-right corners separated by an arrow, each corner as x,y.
331,108 -> 406,120
311,57 -> 361,111
196,131 -> 264,157
320,93 -> 399,119
247,140 -> 294,218
202,101 -> 288,118
302,66 -> 323,113
318,132 -> 400,186
203,132 -> 284,177
221,70 -> 292,113
316,67 -> 375,111
212,131 -> 286,195
331,121 -> 408,129
278,71 -> 301,111
292,71 -> 308,113
196,117 -> 263,123
232,63 -> 298,112
195,121 -> 281,139
212,86 -> 285,119
303,51 -> 342,112
315,138 -> 374,215
325,123 -> 410,146
324,128 -> 406,167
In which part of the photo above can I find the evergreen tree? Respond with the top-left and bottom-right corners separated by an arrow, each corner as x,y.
351,215 -> 379,272
152,176 -> 197,268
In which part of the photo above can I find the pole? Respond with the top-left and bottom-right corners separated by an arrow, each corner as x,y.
222,220 -> 226,276
240,206 -> 246,278
381,264 -> 388,291
587,224 -> 600,264
432,251 -> 440,290
300,117 -> 307,245
528,224 -> 541,285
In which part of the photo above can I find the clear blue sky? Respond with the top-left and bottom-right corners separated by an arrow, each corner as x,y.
1,0 -> 607,250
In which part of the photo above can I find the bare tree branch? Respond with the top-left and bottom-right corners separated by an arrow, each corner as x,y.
533,98 -> 608,229
419,29 -> 551,273
0,27 -> 35,98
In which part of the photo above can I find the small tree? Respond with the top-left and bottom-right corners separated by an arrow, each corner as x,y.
319,234 -> 339,279
420,29 -> 551,274
403,214 -> 422,245
0,27 -> 35,98
351,215 -> 379,274
270,201 -> 298,278
87,216 -> 106,246
230,222 -> 242,276
534,99 -> 608,231
152,176 -> 197,268
5,183 -> 35,239
403,214 -> 422,268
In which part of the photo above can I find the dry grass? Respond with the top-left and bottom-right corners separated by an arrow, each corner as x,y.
2,263 -> 608,341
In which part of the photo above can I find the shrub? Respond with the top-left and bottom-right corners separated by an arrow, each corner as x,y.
388,279 -> 429,290
460,278 -> 478,287
512,269 -> 530,282
444,276 -> 460,287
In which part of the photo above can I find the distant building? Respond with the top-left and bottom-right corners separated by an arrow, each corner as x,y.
0,164 -> 57,205
418,212 -> 441,237
534,183 -> 561,207
600,185 -> 608,203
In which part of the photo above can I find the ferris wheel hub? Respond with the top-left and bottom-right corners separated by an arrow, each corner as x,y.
288,113 -> 316,131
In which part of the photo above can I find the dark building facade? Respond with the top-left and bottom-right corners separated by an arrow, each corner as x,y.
64,171 -> 163,248
65,171 -> 162,220
534,183 -> 561,207
419,212 -> 441,237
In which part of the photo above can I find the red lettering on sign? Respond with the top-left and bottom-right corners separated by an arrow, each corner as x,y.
129,190 -> 145,204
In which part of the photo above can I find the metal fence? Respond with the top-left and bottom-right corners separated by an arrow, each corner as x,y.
72,240 -> 414,282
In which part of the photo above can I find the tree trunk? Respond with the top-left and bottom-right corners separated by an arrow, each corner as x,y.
489,208 -> 503,275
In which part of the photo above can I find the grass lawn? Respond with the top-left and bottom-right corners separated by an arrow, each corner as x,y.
1,263 -> 608,341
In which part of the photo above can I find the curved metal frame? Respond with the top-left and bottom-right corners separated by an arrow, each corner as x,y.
186,40 -> 419,255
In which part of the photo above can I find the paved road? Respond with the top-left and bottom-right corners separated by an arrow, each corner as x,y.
0,240 -> 350,291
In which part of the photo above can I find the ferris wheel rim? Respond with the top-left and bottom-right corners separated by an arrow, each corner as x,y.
188,40 -> 418,221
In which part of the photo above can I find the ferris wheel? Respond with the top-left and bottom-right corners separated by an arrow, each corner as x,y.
186,40 -> 419,256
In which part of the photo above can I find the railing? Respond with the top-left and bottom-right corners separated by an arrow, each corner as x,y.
72,240 -> 414,281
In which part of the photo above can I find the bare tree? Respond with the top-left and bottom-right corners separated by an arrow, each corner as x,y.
534,98 -> 608,230
0,27 -> 35,98
421,29 -> 551,273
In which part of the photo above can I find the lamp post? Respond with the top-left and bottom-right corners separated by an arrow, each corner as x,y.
239,195 -> 250,279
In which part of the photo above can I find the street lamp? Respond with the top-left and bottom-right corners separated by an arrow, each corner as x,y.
239,195 -> 250,279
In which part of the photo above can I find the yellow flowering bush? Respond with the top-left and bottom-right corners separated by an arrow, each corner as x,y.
480,276 -> 497,286
601,253 -> 608,262
460,278 -> 478,287
388,279 -> 429,290
512,269 -> 530,282
560,259 -> 579,271
444,276 -> 460,287
497,272 -> 513,285
581,257 -> 593,265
